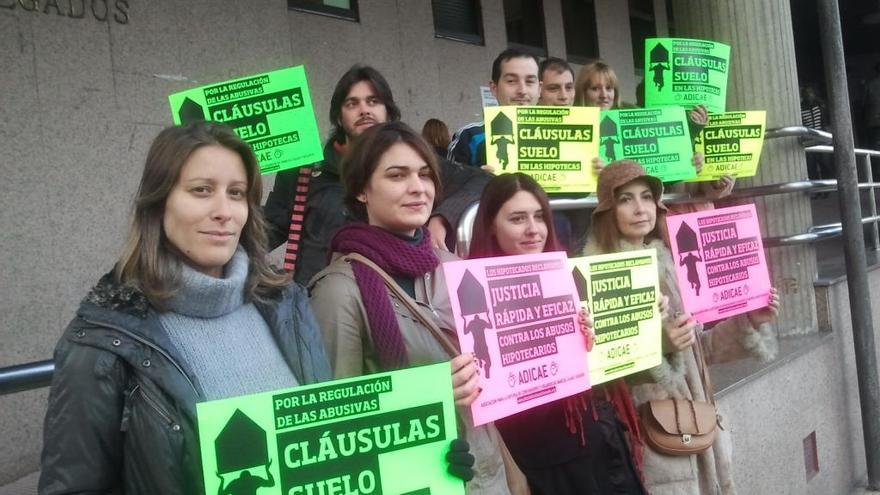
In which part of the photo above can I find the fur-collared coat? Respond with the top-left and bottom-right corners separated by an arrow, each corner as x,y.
585,237 -> 777,495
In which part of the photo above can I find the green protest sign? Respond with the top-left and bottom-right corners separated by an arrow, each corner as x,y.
690,111 -> 766,181
168,66 -> 323,174
197,363 -> 464,495
484,106 -> 601,192
598,107 -> 695,182
570,249 -> 663,385
644,38 -> 731,113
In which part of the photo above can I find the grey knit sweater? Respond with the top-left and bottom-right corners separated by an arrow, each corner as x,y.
159,247 -> 298,400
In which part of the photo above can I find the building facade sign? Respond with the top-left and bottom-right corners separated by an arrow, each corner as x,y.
0,0 -> 130,24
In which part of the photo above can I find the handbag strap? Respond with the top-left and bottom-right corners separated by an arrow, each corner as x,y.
341,253 -> 460,359
692,333 -> 716,406
672,399 -> 703,435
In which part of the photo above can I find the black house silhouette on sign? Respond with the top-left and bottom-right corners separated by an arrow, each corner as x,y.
650,43 -> 670,65
178,97 -> 206,124
675,222 -> 699,253
457,269 -> 488,317
572,267 -> 588,302
215,409 -> 269,474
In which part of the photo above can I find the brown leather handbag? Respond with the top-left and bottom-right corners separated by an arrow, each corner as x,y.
639,337 -> 721,456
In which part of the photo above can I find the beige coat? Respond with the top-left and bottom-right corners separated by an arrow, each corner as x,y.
308,249 -> 511,495
585,238 -> 777,495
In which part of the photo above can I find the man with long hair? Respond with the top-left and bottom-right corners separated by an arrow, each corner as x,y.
264,66 -> 490,283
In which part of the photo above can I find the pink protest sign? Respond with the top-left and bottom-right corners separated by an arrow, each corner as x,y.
666,204 -> 771,324
442,252 -> 590,426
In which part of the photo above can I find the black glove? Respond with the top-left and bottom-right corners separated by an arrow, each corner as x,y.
446,438 -> 475,482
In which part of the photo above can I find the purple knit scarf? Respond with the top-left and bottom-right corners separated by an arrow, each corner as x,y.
330,223 -> 439,369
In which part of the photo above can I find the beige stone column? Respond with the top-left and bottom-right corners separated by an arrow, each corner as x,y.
671,0 -> 817,335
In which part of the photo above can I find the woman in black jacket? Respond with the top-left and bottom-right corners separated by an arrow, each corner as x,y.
38,122 -> 333,495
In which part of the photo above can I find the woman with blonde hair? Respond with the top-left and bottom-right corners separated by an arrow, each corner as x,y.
575,60 -> 622,110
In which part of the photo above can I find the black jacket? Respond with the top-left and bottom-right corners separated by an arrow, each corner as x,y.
433,157 -> 492,249
264,141 -> 349,285
39,274 -> 331,495
264,140 -> 491,284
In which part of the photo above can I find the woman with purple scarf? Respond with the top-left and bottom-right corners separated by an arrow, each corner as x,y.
307,122 -> 514,494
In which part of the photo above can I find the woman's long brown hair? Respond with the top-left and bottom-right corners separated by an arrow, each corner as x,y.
468,173 -> 560,259
590,178 -> 668,253
115,122 -> 288,310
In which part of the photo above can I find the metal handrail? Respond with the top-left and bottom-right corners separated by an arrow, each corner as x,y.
763,230 -> 839,247
455,178 -> 880,254
804,144 -> 880,157
0,360 -> 54,396
456,126 -> 880,255
765,215 -> 880,247
765,125 -> 833,143
806,144 -> 880,157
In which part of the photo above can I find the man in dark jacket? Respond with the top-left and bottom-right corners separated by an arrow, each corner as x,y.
447,48 -> 541,168
264,65 -> 490,284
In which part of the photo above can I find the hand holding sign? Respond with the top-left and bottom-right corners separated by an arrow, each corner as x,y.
692,152 -> 704,174
746,287 -> 780,328
445,439 -> 475,482
702,175 -> 736,200
658,294 -> 670,320
688,104 -> 709,127
663,312 -> 698,352
451,353 -> 480,406
578,307 -> 595,352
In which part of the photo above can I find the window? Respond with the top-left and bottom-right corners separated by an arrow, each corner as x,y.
629,0 -> 656,71
432,0 -> 484,45
561,0 -> 599,63
504,0 -> 547,56
288,0 -> 358,22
